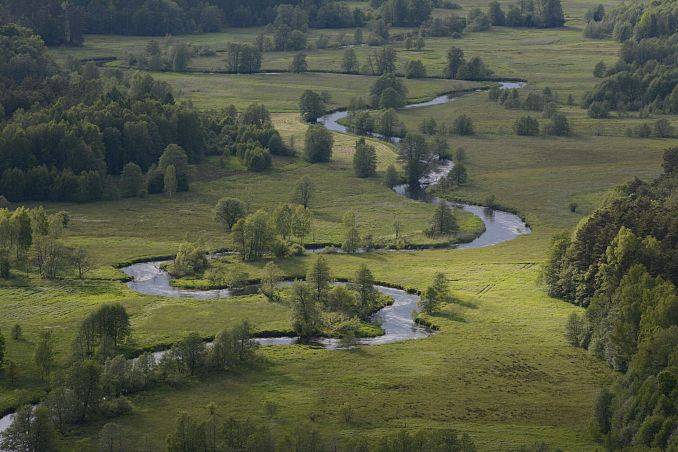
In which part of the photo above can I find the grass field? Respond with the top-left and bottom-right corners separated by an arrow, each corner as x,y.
3,0 -> 677,449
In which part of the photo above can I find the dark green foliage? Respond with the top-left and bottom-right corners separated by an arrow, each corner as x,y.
0,328 -> 4,367
426,203 -> 458,237
291,281 -> 323,338
502,0 -> 564,28
0,405 -> 58,451
381,0 -> 433,26
289,52 -> 308,73
244,147 -> 272,172
232,210 -> 275,261
467,8 -> 491,32
73,303 -> 131,360
399,133 -> 431,186
452,115 -> 475,135
514,116 -> 540,135
304,125 -> 334,163
299,90 -> 327,123
544,113 -> 570,136
405,60 -> 427,79
214,197 -> 247,230
545,162 -> 677,449
447,163 -> 468,186
418,272 -> 452,314
488,1 -> 506,25
587,101 -> 609,119
120,163 -> 145,198
225,43 -> 262,73
370,73 -> 407,108
384,164 -> 401,188
353,138 -> 377,178
292,176 -> 313,208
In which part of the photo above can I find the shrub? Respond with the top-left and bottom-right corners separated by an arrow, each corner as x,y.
404,60 -> 427,79
545,113 -> 570,136
514,116 -> 540,136
244,146 -> 272,172
304,125 -> 334,163
587,101 -> 609,118
451,115 -> 474,135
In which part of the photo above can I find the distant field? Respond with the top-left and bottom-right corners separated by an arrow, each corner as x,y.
150,72 -> 481,112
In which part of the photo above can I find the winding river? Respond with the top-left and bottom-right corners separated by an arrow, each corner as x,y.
0,81 -> 530,434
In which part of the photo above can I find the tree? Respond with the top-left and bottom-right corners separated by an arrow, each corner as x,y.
214,197 -> 247,231
488,1 -> 506,25
370,73 -> 407,108
351,265 -> 378,319
11,323 -> 21,341
6,360 -> 18,385
291,204 -> 311,243
384,164 -> 401,188
307,255 -> 332,304
444,47 -> 465,79
69,359 -> 102,421
405,60 -> 427,79
173,332 -> 206,376
0,328 -> 4,368
564,312 -> 587,347
427,203 -> 458,237
99,423 -> 125,452
159,144 -> 189,190
173,243 -> 208,276
244,146 -> 272,172
260,262 -> 283,301
71,247 -> 92,279
290,282 -> 323,338
447,163 -> 468,186
342,48 -> 359,73
545,113 -> 571,136
418,272 -> 451,314
299,90 -> 326,123
30,235 -> 70,279
168,42 -> 191,71
34,330 -> 55,383
593,61 -> 606,78
0,405 -> 58,452
232,211 -> 275,261
163,164 -> 178,197
535,0 -> 565,27
166,411 -> 207,452
376,109 -> 402,137
289,52 -> 308,73
452,115 -> 474,135
11,207 -> 32,261
273,203 -> 296,242
120,163 -> 145,198
293,176 -> 314,208
304,125 -> 334,163
399,134 -> 430,186
342,211 -> 361,254
514,116 -> 540,135
353,138 -> 377,178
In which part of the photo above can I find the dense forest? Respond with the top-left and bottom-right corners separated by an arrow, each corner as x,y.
0,0 -> 436,43
0,25 -> 287,202
544,148 -> 677,449
582,0 -> 677,115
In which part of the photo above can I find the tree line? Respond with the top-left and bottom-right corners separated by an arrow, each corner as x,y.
0,25 -> 290,202
581,0 -> 677,116
543,147 -> 677,449
0,298 -> 261,450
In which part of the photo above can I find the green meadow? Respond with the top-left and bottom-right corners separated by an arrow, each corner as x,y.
2,0 -> 677,449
